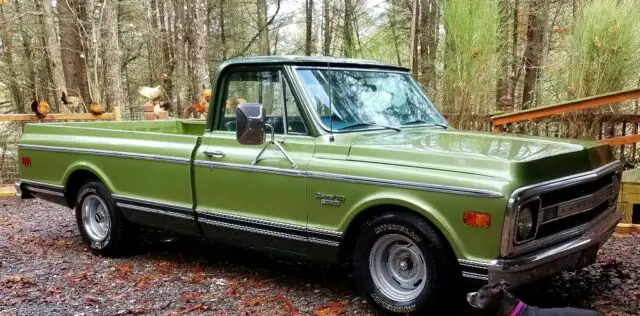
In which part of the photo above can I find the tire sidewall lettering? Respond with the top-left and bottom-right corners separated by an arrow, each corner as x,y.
370,293 -> 417,313
373,223 -> 421,243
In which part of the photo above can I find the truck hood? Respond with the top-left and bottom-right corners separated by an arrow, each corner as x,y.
345,129 -> 615,183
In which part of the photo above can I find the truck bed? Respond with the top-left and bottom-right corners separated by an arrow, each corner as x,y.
18,119 -> 204,211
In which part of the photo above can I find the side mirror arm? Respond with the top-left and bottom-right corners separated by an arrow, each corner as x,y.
251,124 -> 297,169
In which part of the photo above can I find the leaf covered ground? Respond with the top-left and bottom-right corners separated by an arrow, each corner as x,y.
1,199 -> 639,315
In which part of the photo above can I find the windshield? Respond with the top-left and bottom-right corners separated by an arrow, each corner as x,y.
295,68 -> 447,132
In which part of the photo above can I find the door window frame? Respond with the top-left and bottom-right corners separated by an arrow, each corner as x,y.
210,65 -> 310,136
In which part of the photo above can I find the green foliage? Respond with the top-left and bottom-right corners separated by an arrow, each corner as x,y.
565,0 -> 640,98
442,0 -> 501,127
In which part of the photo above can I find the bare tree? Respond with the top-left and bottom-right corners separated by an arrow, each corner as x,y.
343,0 -> 354,57
187,0 -> 210,92
419,0 -> 438,93
496,0 -> 512,110
59,0 -> 91,106
39,0 -> 67,111
409,0 -> 419,76
322,0 -> 332,55
522,0 -> 548,108
305,0 -> 314,55
257,0 -> 270,55
102,0 -> 126,112
0,4 -> 23,112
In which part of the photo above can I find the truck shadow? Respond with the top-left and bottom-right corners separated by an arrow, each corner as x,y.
134,228 -> 616,315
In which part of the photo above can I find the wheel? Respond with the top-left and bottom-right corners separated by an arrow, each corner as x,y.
352,212 -> 457,315
74,181 -> 138,256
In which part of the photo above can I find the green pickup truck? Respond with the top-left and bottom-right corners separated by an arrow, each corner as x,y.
17,56 -> 622,314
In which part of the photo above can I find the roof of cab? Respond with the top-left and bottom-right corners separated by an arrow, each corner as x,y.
218,55 -> 409,72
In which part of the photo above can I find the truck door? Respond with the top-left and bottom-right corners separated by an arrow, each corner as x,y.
193,66 -> 314,255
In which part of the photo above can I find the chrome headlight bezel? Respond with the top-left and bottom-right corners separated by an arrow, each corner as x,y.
513,197 -> 541,245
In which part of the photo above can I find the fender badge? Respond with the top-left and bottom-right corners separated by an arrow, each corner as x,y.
315,192 -> 345,207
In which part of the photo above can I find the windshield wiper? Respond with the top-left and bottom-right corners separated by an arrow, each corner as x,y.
338,122 -> 401,132
401,120 -> 448,129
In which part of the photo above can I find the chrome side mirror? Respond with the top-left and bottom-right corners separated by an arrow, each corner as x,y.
236,103 -> 266,145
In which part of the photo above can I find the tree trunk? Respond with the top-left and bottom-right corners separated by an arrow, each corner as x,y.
186,0 -> 211,94
0,5 -> 24,113
158,0 -> 174,99
419,0 -> 438,92
521,0 -> 547,108
343,0 -> 354,57
58,0 -> 91,106
496,0 -> 512,110
322,0 -> 332,56
510,0 -> 520,106
40,0 -> 67,112
257,0 -> 270,55
409,0 -> 419,76
15,0 -> 37,103
172,0 -> 188,115
305,0 -> 314,55
220,0 -> 228,60
102,0 -> 126,112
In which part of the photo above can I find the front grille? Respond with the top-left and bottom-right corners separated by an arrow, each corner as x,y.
539,171 -> 615,208
533,170 -> 618,241
503,161 -> 622,257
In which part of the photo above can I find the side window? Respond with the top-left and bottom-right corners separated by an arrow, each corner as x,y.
219,69 -> 307,135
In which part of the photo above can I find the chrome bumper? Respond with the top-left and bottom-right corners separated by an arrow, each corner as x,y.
461,208 -> 622,287
15,181 -> 23,199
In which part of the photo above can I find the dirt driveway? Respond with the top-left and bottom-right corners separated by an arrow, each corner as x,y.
1,199 -> 638,315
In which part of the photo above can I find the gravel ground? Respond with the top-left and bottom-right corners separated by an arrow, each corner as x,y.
1,198 -> 639,316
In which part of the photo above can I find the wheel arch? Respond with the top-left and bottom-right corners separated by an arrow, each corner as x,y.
338,196 -> 463,265
62,162 -> 115,208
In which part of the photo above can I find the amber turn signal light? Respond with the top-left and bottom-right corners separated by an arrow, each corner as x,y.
463,211 -> 491,228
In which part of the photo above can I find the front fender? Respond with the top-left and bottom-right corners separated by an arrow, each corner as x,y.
338,192 -> 466,257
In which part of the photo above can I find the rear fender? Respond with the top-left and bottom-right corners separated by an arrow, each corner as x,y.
62,161 -> 116,194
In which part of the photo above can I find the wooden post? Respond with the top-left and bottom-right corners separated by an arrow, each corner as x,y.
113,106 -> 122,121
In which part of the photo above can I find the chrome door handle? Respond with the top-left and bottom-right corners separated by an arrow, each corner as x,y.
203,150 -> 225,158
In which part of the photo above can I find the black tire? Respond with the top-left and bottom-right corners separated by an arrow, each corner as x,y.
74,181 -> 138,256
352,212 -> 457,315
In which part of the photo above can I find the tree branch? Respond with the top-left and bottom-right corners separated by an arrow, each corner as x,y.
235,0 -> 282,57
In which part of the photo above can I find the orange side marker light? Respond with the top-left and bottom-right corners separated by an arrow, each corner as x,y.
463,211 -> 491,228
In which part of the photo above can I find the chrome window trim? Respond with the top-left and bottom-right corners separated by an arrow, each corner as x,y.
289,65 -> 448,135
500,160 -> 622,257
18,144 -> 191,165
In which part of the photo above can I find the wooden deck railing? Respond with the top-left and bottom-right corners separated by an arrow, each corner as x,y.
491,87 -> 640,134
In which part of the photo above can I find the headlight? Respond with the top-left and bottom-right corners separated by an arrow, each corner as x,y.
515,199 -> 540,243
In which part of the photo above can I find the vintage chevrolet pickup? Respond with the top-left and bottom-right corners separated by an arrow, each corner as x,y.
17,56 -> 622,314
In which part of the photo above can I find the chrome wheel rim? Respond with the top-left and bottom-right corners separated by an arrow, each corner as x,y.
81,195 -> 111,242
369,234 -> 427,302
